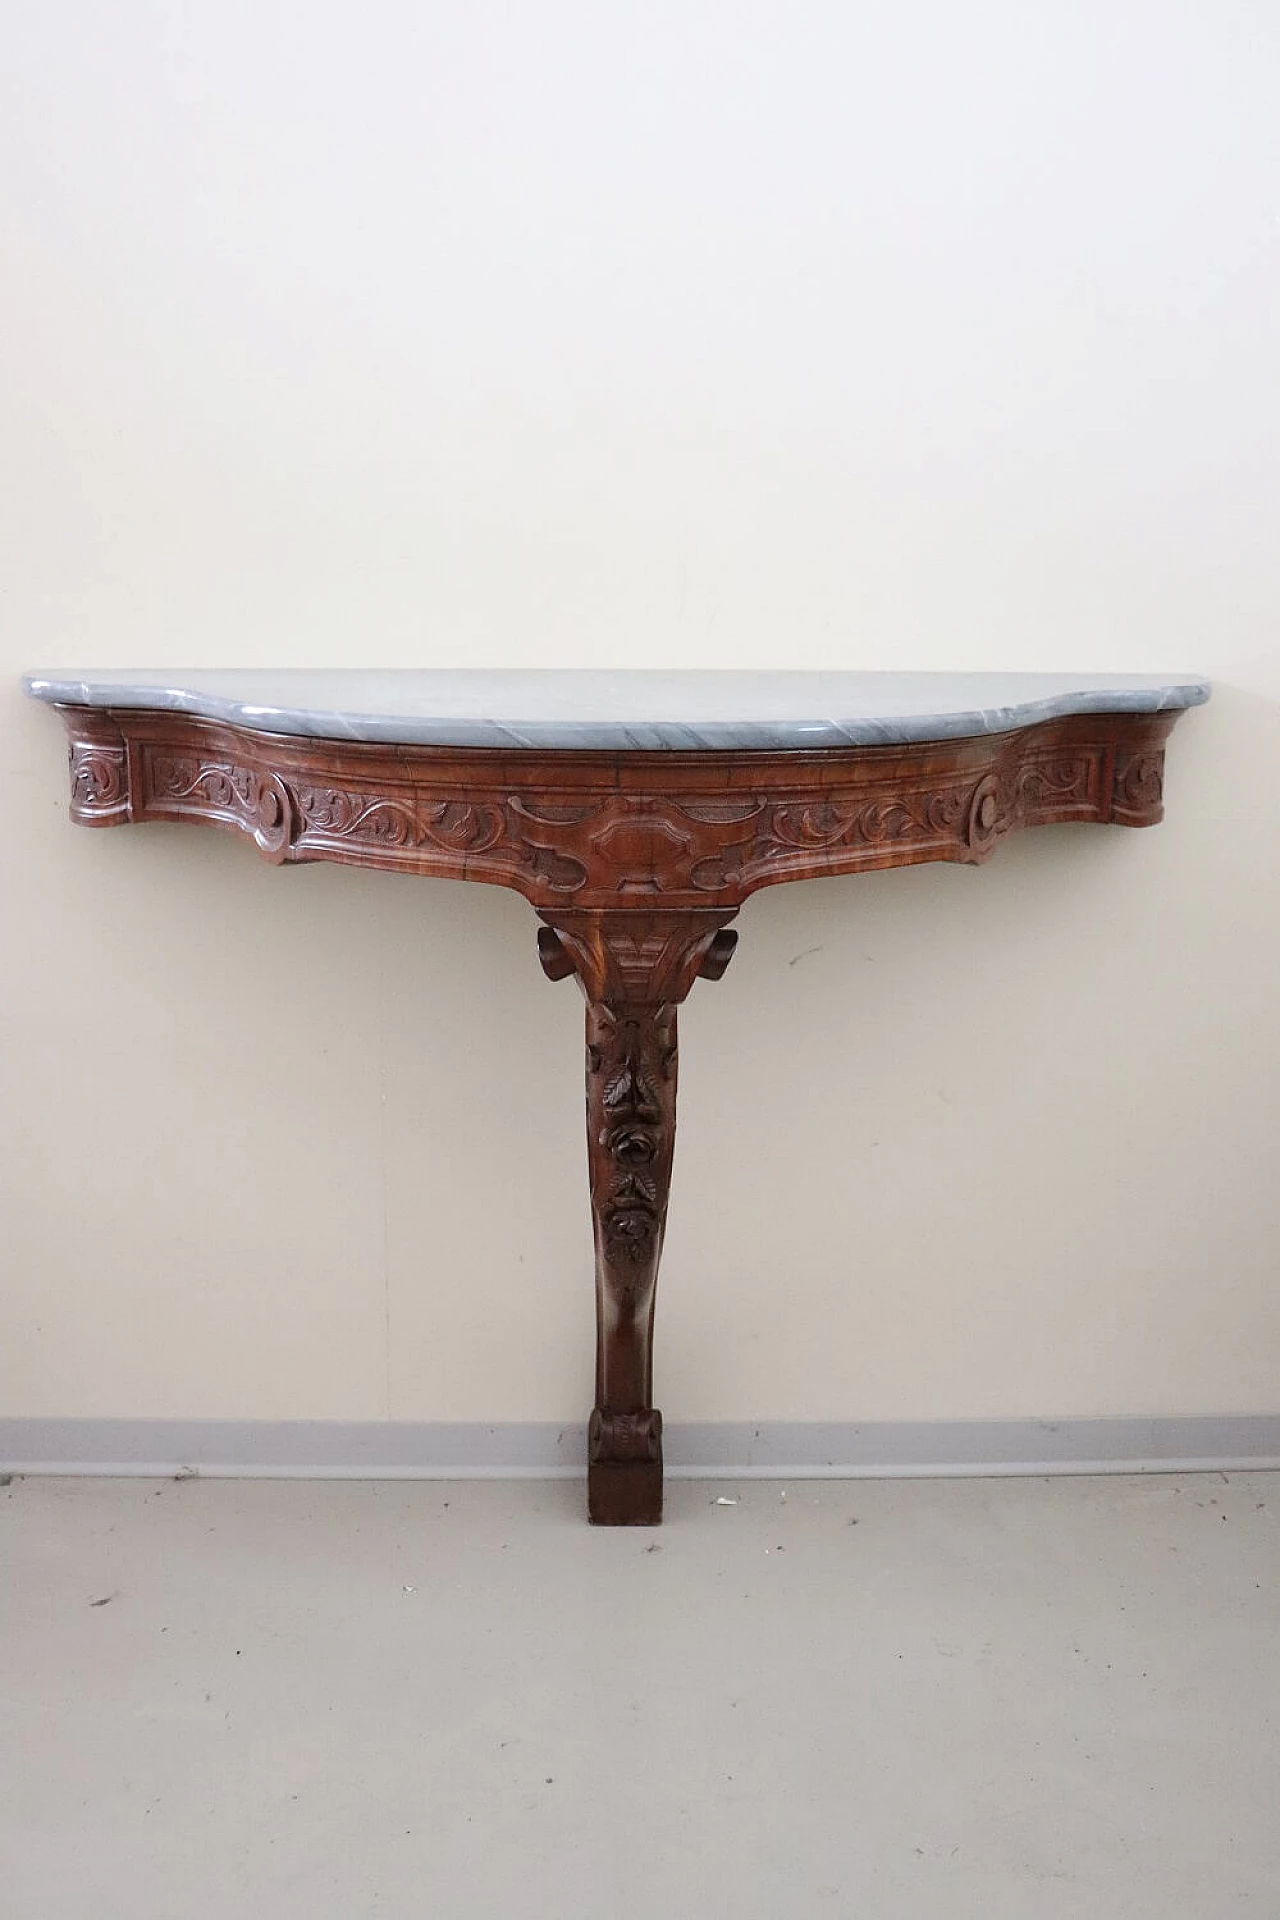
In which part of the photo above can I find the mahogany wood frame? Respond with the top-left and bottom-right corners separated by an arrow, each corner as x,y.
51,701 -> 1184,1523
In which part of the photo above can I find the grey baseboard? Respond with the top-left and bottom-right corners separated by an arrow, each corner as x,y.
2,1415 -> 1279,1479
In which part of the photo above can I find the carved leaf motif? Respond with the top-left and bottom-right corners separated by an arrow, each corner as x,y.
769,802 -> 854,848
153,756 -> 238,811
855,800 -> 916,841
147,754 -> 295,857
583,994 -> 680,1410
612,1169 -> 660,1210
297,789 -> 416,844
602,1059 -> 662,1123
356,803 -> 418,846
1019,758 -> 1092,805
421,801 -> 505,853
768,788 -> 972,854
966,756 -> 1095,852
296,787 -> 359,831
61,705 -> 1174,917
924,789 -> 968,832
69,744 -> 127,809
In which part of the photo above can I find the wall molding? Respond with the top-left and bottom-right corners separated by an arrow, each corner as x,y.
2,1416 -> 1279,1480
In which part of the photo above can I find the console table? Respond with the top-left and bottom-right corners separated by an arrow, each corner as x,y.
25,669 -> 1208,1523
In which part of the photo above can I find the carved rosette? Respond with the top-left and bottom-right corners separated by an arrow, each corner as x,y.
535,908 -> 741,1522
580,995 -> 677,1520
588,997 -> 677,1289
41,695 -> 1195,1525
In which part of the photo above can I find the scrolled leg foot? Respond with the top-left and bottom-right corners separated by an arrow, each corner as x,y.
588,1408 -> 664,1525
537,908 -> 738,1525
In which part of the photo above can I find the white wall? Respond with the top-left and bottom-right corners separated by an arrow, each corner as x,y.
2,1 -> 1277,1425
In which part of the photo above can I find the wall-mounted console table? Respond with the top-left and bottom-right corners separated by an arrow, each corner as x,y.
25,669 -> 1207,1523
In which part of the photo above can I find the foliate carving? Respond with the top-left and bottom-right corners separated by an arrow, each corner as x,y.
585,997 -> 678,1408
147,753 -> 295,862
754,754 -> 1098,868
139,750 -> 593,889
688,784 -> 971,887
771,787 -> 968,852
297,784 -> 592,888
1019,757 -> 1099,809
296,786 -> 419,843
296,785 -> 508,855
44,697 -> 1193,1527
684,753 -> 1103,889
65,708 -> 1177,912
68,740 -> 129,822
554,907 -> 739,1504
596,1007 -> 672,1272
965,756 -> 1099,854
534,908 -> 736,1499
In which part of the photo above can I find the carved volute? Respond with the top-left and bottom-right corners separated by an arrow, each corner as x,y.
35,682 -> 1202,1524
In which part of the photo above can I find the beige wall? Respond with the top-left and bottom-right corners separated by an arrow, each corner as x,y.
3,3 -> 1277,1425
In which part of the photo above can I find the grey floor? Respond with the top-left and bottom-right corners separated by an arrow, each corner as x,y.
3,1473 -> 1278,1917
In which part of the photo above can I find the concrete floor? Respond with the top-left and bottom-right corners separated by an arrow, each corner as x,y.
2,1472 -> 1278,1917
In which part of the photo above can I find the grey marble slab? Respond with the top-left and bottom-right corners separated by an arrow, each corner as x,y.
22,669 -> 1209,752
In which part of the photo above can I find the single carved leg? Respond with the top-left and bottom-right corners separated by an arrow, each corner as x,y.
538,909 -> 739,1524
582,996 -> 675,1523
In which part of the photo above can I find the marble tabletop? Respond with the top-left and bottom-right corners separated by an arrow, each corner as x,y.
23,669 -> 1209,752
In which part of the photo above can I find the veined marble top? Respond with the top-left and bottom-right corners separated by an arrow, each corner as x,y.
23,669 -> 1209,752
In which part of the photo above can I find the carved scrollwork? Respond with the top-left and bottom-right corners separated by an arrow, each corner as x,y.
68,740 -> 129,821
146,753 -> 296,862
689,765 -> 1096,888
42,695 -> 1193,1528
252,772 -> 295,859
965,755 -> 1097,856
65,707 -> 1173,910
771,788 -> 969,851
423,800 -> 506,853
542,909 -> 739,1003
295,783 -> 589,888
1019,757 -> 1097,809
550,910 -> 733,1510
1111,751 -> 1164,823
589,1408 -> 662,1464
296,785 -> 506,854
966,772 -> 1009,853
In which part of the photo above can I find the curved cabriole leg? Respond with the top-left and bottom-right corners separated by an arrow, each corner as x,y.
538,910 -> 738,1524
583,997 -> 676,1523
